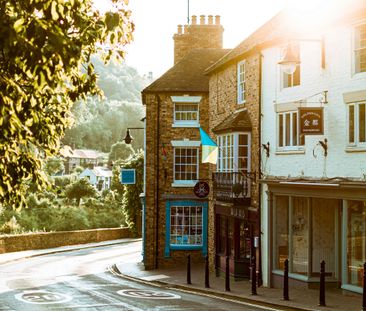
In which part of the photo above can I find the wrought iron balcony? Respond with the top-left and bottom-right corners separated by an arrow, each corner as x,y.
212,171 -> 253,203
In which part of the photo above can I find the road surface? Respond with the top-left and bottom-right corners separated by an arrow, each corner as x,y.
0,240 -> 270,310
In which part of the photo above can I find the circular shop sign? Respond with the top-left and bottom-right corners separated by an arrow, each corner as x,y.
194,181 -> 210,198
117,289 -> 181,300
15,290 -> 72,305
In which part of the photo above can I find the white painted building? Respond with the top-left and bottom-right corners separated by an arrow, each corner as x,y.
260,4 -> 366,293
79,166 -> 113,191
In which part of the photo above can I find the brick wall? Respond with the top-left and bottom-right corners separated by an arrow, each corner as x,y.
144,92 -> 211,269
173,15 -> 223,64
207,53 -> 262,269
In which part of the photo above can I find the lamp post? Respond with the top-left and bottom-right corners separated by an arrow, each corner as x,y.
123,127 -> 144,145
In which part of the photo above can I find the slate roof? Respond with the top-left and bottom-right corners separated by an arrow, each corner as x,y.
142,48 -> 230,94
212,110 -> 252,134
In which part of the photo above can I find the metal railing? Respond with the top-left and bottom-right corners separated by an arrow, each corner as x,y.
212,171 -> 253,201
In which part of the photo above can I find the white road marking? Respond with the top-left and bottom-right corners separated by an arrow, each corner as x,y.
14,290 -> 72,305
141,274 -> 170,281
117,289 -> 181,300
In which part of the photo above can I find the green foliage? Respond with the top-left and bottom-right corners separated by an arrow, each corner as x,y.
111,158 -> 125,197
65,178 -> 97,206
63,98 -> 145,152
44,156 -> 64,176
109,141 -> 134,163
0,0 -> 134,208
121,150 -> 143,236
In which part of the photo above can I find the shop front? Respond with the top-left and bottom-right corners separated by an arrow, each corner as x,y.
264,179 -> 366,293
215,202 -> 258,278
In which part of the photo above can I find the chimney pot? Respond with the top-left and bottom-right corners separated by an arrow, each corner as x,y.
200,15 -> 205,25
177,25 -> 182,35
215,15 -> 221,25
184,25 -> 188,33
191,15 -> 197,25
208,15 -> 213,25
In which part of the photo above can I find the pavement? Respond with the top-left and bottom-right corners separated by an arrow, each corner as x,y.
0,238 -> 363,311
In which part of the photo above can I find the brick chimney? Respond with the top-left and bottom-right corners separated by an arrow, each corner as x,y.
173,15 -> 224,64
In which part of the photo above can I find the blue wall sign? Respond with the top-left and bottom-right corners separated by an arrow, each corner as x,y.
120,169 -> 136,184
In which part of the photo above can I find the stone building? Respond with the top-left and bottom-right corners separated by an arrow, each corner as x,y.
141,15 -> 229,269
204,36 -> 262,279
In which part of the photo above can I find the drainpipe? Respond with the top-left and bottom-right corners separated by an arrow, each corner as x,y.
257,52 -> 263,286
155,94 -> 161,269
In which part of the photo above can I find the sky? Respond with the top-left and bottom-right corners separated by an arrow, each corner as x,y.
96,0 -> 287,78
95,0 -> 357,79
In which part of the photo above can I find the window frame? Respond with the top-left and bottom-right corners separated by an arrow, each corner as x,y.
347,101 -> 366,147
217,132 -> 251,173
277,111 -> 304,151
171,96 -> 201,127
354,23 -> 366,75
171,140 -> 200,187
164,200 -> 208,257
237,60 -> 246,104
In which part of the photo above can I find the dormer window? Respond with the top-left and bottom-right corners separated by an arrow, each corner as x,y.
237,60 -> 246,104
355,23 -> 366,74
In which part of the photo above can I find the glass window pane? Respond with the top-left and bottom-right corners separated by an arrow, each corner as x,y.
285,113 -> 291,146
347,200 -> 366,287
275,196 -> 289,270
312,198 -> 337,277
291,197 -> 309,275
349,105 -> 355,143
292,112 -> 298,146
359,103 -> 365,142
279,114 -> 284,147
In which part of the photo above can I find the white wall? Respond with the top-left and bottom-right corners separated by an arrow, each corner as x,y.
261,24 -> 366,180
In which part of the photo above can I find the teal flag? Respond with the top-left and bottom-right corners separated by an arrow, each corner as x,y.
199,127 -> 218,164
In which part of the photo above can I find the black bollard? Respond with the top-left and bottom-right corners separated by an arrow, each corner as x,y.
283,259 -> 289,301
186,254 -> 191,285
363,262 -> 366,311
225,255 -> 230,291
319,260 -> 326,306
251,255 -> 257,295
205,255 -> 210,288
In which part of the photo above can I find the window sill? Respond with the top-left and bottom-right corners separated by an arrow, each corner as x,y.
341,284 -> 363,294
237,101 -> 246,105
172,123 -> 200,128
345,146 -> 366,153
351,71 -> 366,80
275,149 -> 305,155
171,182 -> 196,188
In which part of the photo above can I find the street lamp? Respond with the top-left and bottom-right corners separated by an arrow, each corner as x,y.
123,127 -> 144,144
278,43 -> 301,75
278,38 -> 325,74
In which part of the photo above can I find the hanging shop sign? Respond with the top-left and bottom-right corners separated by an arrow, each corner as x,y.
299,107 -> 324,135
120,169 -> 136,184
193,181 -> 210,198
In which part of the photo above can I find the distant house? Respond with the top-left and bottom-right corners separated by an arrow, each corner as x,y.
79,166 -> 113,191
60,146 -> 107,174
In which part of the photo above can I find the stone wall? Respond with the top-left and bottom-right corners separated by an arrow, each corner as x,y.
0,228 -> 131,254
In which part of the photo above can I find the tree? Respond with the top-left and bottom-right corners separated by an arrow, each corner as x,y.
44,156 -> 64,176
121,150 -> 143,236
0,0 -> 134,208
65,178 -> 97,206
108,141 -> 134,163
